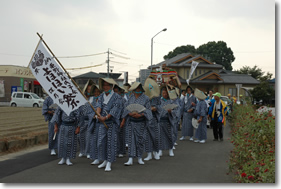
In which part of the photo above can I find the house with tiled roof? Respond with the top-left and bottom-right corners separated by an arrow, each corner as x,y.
149,53 -> 260,97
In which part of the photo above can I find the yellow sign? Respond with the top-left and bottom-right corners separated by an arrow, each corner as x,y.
0,65 -> 35,79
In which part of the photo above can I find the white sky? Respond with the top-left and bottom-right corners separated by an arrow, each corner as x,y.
0,0 -> 275,82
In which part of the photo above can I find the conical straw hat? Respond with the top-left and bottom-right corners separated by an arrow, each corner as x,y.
129,82 -> 145,92
99,78 -> 117,91
194,88 -> 207,100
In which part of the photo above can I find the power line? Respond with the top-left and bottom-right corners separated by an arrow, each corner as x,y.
55,52 -> 107,58
65,63 -> 105,70
109,48 -> 127,55
111,52 -> 130,59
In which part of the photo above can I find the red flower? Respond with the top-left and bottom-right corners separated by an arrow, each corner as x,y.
269,151 -> 274,153
264,169 -> 269,173
261,163 -> 265,166
241,173 -> 247,177
248,176 -> 254,180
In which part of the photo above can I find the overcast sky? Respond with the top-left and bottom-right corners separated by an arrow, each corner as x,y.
0,0 -> 275,82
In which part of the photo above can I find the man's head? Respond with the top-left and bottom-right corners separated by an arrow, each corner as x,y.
186,86 -> 193,95
213,92 -> 221,101
182,90 -> 186,96
209,90 -> 214,96
102,81 -> 112,93
93,87 -> 100,97
161,87 -> 168,99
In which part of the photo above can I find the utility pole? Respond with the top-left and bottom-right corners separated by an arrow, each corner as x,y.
107,48 -> 109,78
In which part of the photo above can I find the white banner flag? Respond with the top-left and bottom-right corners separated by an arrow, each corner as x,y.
186,60 -> 199,85
29,40 -> 87,116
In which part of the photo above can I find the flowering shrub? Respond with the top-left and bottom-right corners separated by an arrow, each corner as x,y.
228,104 -> 275,183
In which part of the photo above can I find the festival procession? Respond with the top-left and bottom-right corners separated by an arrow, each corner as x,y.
30,33 -> 232,172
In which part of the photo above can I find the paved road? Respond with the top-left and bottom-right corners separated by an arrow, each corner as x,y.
0,123 -> 234,183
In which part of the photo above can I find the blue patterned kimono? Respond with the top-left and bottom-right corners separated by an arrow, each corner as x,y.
51,107 -> 81,159
122,93 -> 152,158
97,91 -> 122,163
159,97 -> 181,150
182,94 -> 197,137
117,96 -> 127,155
145,96 -> 161,153
86,96 -> 100,160
171,97 -> 181,143
78,103 -> 91,155
194,100 -> 208,140
42,96 -> 58,150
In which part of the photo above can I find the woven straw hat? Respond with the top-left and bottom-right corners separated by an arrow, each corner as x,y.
83,79 -> 95,96
144,78 -> 160,99
194,88 -> 207,100
129,82 -> 145,92
90,84 -> 101,94
99,78 -> 117,91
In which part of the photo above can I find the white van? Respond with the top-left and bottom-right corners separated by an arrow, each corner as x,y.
10,92 -> 44,108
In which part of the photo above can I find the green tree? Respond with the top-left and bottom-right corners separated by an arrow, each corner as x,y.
235,65 -> 273,81
196,41 -> 235,70
250,81 -> 275,104
163,45 -> 196,60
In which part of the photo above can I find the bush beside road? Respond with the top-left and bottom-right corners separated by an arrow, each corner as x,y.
228,104 -> 275,183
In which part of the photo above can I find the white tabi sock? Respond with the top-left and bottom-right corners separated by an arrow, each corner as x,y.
66,158 -> 73,166
153,151 -> 160,160
144,152 -> 152,161
51,149 -> 56,156
91,159 -> 100,165
138,158 -> 145,165
98,160 -> 108,168
58,158 -> 65,165
105,162 -> 112,172
169,149 -> 174,157
158,150 -> 163,156
78,153 -> 83,157
87,154 -> 90,159
124,157 -> 133,166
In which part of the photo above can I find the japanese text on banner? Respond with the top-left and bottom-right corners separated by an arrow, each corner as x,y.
29,40 -> 87,115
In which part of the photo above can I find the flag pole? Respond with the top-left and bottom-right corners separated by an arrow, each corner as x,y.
36,32 -> 108,129
27,34 -> 43,68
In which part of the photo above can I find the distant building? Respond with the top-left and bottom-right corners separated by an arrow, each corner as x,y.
139,69 -> 151,85
0,65 -> 42,102
149,53 -> 260,96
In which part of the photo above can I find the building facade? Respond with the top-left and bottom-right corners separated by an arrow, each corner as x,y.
150,53 -> 260,97
0,65 -> 42,102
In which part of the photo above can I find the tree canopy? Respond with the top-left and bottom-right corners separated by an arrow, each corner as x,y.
163,45 -> 196,60
235,65 -> 273,81
163,41 -> 235,70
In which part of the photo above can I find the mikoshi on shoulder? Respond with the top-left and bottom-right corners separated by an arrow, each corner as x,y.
194,88 -> 207,100
129,82 -> 145,92
144,77 -> 160,99
98,78 -> 118,90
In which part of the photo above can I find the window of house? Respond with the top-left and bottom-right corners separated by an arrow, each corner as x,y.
186,69 -> 189,78
228,88 -> 237,96
199,69 -> 201,75
195,70 -> 197,76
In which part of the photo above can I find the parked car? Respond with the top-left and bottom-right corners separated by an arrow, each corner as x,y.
220,96 -> 232,112
10,92 -> 44,108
